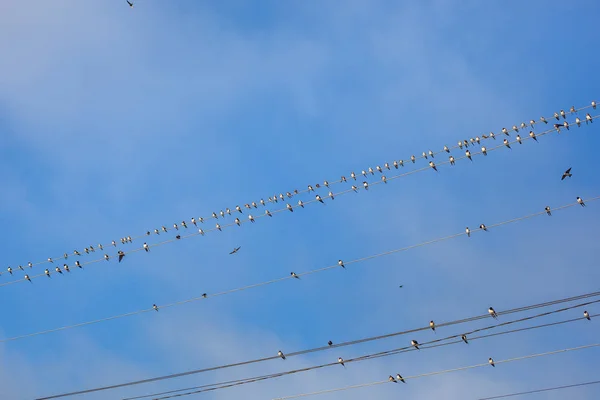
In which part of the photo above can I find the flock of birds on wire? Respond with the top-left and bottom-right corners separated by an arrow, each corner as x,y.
2,101 -> 596,285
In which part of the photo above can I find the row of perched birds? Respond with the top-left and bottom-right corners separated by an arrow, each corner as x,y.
4,102 -> 596,276
276,308 -> 593,382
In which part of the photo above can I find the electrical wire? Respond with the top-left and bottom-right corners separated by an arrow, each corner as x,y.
35,297 -> 598,399
127,308 -> 598,400
272,343 -> 600,400
476,379 -> 600,399
6,103 -> 597,277
2,197 -> 598,344
3,113 -> 599,289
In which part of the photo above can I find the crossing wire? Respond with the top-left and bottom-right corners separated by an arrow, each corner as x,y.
2,197 -> 598,344
476,380 -> 600,399
34,297 -> 598,399
127,308 -> 598,400
5,103 -> 597,277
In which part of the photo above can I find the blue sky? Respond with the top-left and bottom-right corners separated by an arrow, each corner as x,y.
1,0 -> 600,399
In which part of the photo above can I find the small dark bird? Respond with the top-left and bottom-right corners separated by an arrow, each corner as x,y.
338,357 -> 345,367
328,341 -> 333,346
278,350 -> 286,360
584,311 -> 591,320
291,272 -> 300,279
577,197 -> 586,207
396,374 -> 406,384
338,260 -> 345,269
230,247 -> 241,254
489,357 -> 495,367
143,243 -> 149,252
561,168 -> 572,180
545,206 -> 551,216
153,304 -> 158,312
127,0 -> 133,7
411,340 -> 420,350
489,307 -> 498,319
462,334 -> 469,344
175,235 -> 181,239
118,251 -> 125,262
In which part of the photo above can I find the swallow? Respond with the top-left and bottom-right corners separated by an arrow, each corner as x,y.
118,251 -> 125,262
362,181 -> 369,190
529,131 -> 537,142
202,293 -> 207,298
350,172 -> 356,180
85,247 -> 90,254
429,320 -> 435,332
162,226 -> 168,233
226,208 -> 232,215
503,139 -> 511,149
489,307 -> 498,319
338,357 -> 345,367
554,123 -> 561,132
48,257 -> 53,263
153,304 -> 158,312
153,229 -> 159,235
7,267 -> 12,275
561,168 -> 572,180
328,341 -> 333,346
260,199 -> 266,206
329,191 -> 335,200
338,260 -> 345,269
286,204 -> 293,212
25,274 -> 31,282
393,161 -> 399,169
429,161 -> 437,171
291,272 -> 300,279
198,229 -> 205,235
146,231 -> 150,236
384,163 -> 390,170
308,185 -> 314,192
466,227 -> 470,237
382,175 -> 387,183
489,357 -> 495,367
584,311 -> 591,320
560,109 -> 566,119
74,250 -> 81,256
428,150 -> 435,158
470,138 -> 476,146
576,117 -> 581,127
593,101 -> 597,109
399,160 -> 404,167
45,269 -> 50,277
502,127 -> 509,135
482,134 -> 489,139
480,224 -> 487,231
389,375 -> 397,383
540,116 -> 548,124
28,262 -> 32,268
235,218 -> 241,226
64,264 -> 70,272
520,122 -> 527,130
577,197 -> 585,207
175,235 -> 181,240
411,155 -> 416,163
481,146 -> 487,156
252,202 -> 258,208
462,334 -> 469,344
216,223 -> 222,231
212,212 -> 218,219
563,121 -> 569,130
530,119 -> 536,127
248,215 -> 255,222
230,247 -> 241,254
63,252 -> 69,259
75,261 -> 82,268
219,210 -> 225,218
458,141 -> 463,149
245,203 -> 251,209
422,152 -> 427,159
265,210 -> 272,217
545,206 -> 551,216
396,374 -> 406,383
443,145 -> 450,153
465,150 -> 472,160
361,170 -> 367,177
554,112 -> 560,120
278,351 -> 286,360
143,242 -> 149,252
570,106 -> 576,114
449,155 -> 455,165
368,167 -> 374,175
127,0 -> 133,7
586,113 -> 593,124
341,176 -> 347,182
411,340 -> 420,350
351,185 -> 358,192
104,254 -> 110,261
297,200 -> 304,208
316,194 -> 324,203
512,125 -> 518,133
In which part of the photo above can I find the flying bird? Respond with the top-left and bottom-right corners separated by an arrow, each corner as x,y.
577,197 -> 585,207
561,168 -> 572,180
229,247 -> 241,254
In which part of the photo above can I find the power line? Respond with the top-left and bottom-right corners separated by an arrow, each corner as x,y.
131,308 -> 598,400
272,343 -> 600,400
2,197 -> 597,343
35,297 -> 598,399
5,103 -> 597,278
476,379 -> 600,399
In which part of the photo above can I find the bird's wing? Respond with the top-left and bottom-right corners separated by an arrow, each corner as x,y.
561,174 -> 567,180
566,167 -> 572,173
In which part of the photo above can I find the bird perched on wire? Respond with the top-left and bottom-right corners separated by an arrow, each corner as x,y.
429,161 -> 437,171
488,357 -> 495,367
337,357 -> 345,367
411,340 -> 420,350
118,251 -> 125,262
545,206 -> 551,216
488,307 -> 498,319
577,197 -> 586,207
229,247 -> 241,255
278,350 -> 286,360
561,168 -> 572,181
584,311 -> 591,320
429,320 -> 436,332
291,272 -> 300,279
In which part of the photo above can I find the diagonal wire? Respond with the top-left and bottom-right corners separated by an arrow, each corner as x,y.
476,379 -> 600,399
5,104 -> 597,277
1,197 -> 598,344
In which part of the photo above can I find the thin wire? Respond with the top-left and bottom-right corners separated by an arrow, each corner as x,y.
137,309 -> 598,400
476,380 -> 600,400
6,103 -> 597,276
272,343 -> 600,400
36,299 -> 598,400
2,197 -> 598,344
